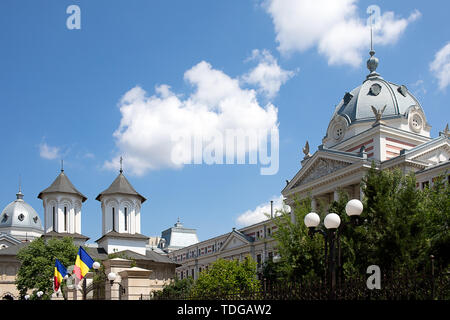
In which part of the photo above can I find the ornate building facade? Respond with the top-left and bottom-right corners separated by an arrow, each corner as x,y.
282,50 -> 450,211
170,51 -> 449,279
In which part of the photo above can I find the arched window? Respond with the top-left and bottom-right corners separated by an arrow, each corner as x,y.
124,207 -> 128,231
64,207 -> 67,232
52,206 -> 56,232
112,207 -> 115,232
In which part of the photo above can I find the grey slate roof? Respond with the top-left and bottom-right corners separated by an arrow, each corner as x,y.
38,170 -> 87,202
42,231 -> 90,241
95,230 -> 149,243
83,246 -> 177,265
95,173 -> 146,203
0,241 -> 30,256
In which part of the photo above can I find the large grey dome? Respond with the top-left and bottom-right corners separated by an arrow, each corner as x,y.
331,74 -> 423,126
0,191 -> 43,232
324,51 -> 430,147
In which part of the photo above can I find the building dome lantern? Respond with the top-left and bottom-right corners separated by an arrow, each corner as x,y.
323,51 -> 431,149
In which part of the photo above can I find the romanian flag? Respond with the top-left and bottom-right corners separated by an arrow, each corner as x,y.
73,246 -> 94,280
54,259 -> 67,292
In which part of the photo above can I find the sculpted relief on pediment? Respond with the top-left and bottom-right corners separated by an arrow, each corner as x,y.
291,158 -> 352,189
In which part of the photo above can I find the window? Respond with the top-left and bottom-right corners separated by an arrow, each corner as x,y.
112,208 -> 115,231
64,207 -> 67,231
256,254 -> 262,269
422,181 -> 429,190
52,207 -> 56,232
124,207 -> 128,231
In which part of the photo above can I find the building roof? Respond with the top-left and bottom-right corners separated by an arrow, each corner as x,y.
161,220 -> 199,251
42,231 -> 90,241
0,241 -> 30,256
83,245 -> 177,265
95,172 -> 146,203
95,230 -> 149,243
38,170 -> 87,202
0,191 -> 43,232
331,52 -> 424,128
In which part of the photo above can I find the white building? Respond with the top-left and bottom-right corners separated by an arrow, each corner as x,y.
282,50 -> 450,210
38,168 -> 89,246
169,220 -> 278,280
95,167 -> 149,256
170,50 -> 450,279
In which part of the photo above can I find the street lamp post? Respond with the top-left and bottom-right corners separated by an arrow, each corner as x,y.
107,272 -> 126,300
304,199 -> 363,299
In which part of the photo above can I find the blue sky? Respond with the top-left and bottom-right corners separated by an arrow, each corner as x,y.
0,0 -> 449,243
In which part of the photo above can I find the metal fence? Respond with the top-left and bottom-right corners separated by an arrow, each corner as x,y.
150,271 -> 449,300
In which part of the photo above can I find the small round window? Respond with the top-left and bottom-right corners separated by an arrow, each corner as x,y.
18,214 -> 25,221
409,113 -> 423,133
333,124 -> 345,140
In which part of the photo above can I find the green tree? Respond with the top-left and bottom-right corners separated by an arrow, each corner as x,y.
272,163 -> 449,283
421,173 -> 450,270
358,164 -> 428,273
154,276 -> 194,299
16,237 -> 78,300
190,257 -> 260,298
271,197 -> 326,282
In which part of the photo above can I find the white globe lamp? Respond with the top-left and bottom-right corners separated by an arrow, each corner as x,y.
304,212 -> 320,228
345,199 -> 363,217
324,213 -> 341,230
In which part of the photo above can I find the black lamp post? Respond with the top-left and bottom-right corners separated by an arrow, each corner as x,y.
304,199 -> 364,299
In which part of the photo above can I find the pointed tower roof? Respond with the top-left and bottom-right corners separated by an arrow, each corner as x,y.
95,172 -> 146,203
38,169 -> 87,202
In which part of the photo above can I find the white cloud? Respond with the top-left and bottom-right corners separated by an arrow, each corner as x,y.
242,49 -> 296,98
105,60 -> 281,176
39,142 -> 61,160
430,42 -> 450,90
264,0 -> 421,67
235,195 -> 290,227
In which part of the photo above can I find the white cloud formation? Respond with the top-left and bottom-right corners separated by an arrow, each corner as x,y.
105,60 -> 284,176
39,142 -> 61,160
242,49 -> 296,98
235,195 -> 290,227
430,42 -> 450,90
264,0 -> 421,67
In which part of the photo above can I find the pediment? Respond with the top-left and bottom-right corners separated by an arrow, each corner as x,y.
0,234 -> 21,249
408,145 -> 450,166
406,138 -> 450,165
219,232 -> 251,252
290,157 -> 353,190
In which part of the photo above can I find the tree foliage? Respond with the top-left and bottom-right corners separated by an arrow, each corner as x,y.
153,276 -> 194,299
15,237 -> 78,300
271,163 -> 449,282
190,257 -> 260,298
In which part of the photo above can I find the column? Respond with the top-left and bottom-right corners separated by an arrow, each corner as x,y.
333,190 -> 339,202
311,198 -> 317,211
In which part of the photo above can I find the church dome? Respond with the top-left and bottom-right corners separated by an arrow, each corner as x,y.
324,51 -> 430,146
0,190 -> 43,233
